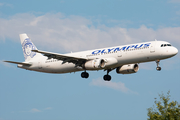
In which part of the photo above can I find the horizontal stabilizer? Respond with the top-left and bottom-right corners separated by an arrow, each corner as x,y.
4,61 -> 32,66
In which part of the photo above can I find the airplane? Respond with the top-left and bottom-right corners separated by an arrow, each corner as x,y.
4,33 -> 178,81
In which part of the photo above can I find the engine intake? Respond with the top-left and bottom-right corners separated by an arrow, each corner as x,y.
84,59 -> 105,70
116,64 -> 139,74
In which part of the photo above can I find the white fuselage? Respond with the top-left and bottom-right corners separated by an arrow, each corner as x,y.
18,41 -> 178,73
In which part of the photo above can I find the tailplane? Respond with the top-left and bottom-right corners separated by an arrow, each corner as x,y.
20,34 -> 43,62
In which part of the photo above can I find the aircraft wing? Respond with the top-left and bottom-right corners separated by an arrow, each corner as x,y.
4,61 -> 32,66
32,50 -> 88,66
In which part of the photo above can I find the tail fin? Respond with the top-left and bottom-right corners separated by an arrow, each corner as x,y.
20,34 -> 43,62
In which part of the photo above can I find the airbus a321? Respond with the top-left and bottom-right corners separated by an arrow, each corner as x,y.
4,34 -> 178,81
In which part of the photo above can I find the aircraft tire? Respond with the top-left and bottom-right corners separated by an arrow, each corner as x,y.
84,72 -> 89,78
103,75 -> 111,81
81,72 -> 85,78
81,72 -> 89,78
156,67 -> 161,71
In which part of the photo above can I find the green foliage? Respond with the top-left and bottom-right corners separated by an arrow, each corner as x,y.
147,91 -> 180,120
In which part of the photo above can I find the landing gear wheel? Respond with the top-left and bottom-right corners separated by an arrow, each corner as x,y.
156,60 -> 161,71
103,69 -> 113,81
156,67 -> 161,71
103,75 -> 111,81
84,72 -> 89,78
81,72 -> 89,78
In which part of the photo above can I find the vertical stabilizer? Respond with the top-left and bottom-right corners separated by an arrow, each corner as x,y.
20,34 -> 43,62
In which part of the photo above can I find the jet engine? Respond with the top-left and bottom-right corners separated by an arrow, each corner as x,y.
84,59 -> 106,70
116,64 -> 139,74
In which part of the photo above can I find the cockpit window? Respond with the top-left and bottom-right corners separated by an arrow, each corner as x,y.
161,44 -> 172,47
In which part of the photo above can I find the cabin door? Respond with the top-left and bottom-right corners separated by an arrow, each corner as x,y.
150,41 -> 156,53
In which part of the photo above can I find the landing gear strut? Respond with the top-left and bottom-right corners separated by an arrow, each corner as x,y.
103,69 -> 112,81
81,71 -> 89,78
156,60 -> 161,71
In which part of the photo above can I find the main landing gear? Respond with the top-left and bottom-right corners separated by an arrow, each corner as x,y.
103,69 -> 112,81
81,69 -> 113,81
81,71 -> 89,78
103,75 -> 111,81
156,60 -> 161,71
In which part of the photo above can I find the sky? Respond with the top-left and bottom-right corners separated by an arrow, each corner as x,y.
0,0 -> 180,120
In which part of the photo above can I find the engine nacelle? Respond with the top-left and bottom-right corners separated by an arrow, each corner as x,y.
84,59 -> 106,70
103,57 -> 118,68
116,64 -> 139,74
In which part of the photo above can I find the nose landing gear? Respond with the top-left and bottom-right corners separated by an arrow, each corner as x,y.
156,60 -> 161,71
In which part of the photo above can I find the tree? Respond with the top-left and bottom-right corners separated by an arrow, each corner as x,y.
147,91 -> 180,120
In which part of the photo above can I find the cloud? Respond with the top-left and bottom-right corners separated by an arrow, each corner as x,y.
29,107 -> 52,113
176,10 -> 180,15
0,13 -> 180,53
0,13 -> 179,71
169,0 -> 180,3
16,107 -> 52,113
29,108 -> 41,113
90,78 -> 138,94
44,107 -> 52,110
0,2 -> 13,7
0,3 -> 3,6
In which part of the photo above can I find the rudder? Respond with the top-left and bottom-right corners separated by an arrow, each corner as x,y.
20,34 -> 42,62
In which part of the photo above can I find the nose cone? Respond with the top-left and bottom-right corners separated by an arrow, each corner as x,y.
173,47 -> 178,55
161,46 -> 178,59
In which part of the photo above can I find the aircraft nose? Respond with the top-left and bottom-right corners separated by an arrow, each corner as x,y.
173,47 -> 178,55
164,47 -> 178,57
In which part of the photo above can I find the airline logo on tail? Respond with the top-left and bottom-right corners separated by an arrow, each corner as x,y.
22,38 -> 36,59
